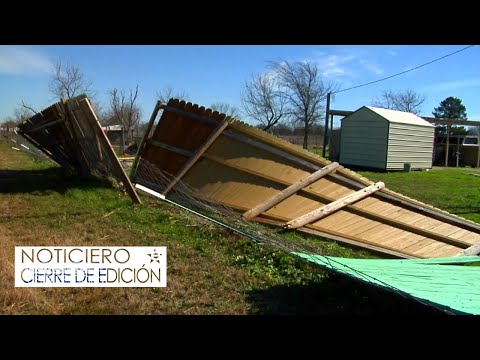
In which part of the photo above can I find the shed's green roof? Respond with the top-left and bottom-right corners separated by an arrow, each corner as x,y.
293,253 -> 480,315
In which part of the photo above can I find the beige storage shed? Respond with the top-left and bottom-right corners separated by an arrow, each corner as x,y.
339,106 -> 434,170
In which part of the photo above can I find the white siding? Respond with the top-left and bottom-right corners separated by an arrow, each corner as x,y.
386,123 -> 434,170
339,109 -> 388,169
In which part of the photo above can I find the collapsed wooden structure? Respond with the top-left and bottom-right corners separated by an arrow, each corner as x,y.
132,99 -> 480,259
17,95 -> 140,203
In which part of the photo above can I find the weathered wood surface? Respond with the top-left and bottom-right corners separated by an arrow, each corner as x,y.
16,95 -> 140,203
134,99 -> 480,258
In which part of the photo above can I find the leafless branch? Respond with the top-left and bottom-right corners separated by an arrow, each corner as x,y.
108,85 -> 142,142
21,101 -> 38,115
156,86 -> 189,104
49,60 -> 92,100
372,89 -> 426,115
210,102 -> 241,119
268,60 -> 337,149
242,73 -> 286,132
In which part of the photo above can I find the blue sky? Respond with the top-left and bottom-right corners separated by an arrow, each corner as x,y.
1,45 -> 478,128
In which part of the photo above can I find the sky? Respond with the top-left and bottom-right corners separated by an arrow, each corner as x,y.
1,45 -> 479,128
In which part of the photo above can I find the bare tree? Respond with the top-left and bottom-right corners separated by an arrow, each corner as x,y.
1,116 -> 17,128
156,86 -> 189,104
210,102 -> 241,119
269,60 -> 337,149
49,61 -> 93,100
371,89 -> 426,115
108,85 -> 142,142
242,73 -> 286,132
19,100 -> 39,116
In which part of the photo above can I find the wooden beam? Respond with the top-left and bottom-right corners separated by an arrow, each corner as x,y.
422,116 -> 480,127
329,109 -> 353,117
147,139 -> 193,158
163,117 -> 231,195
204,153 -> 479,245
59,101 -> 90,176
285,182 -> 385,229
224,126 -> 480,232
456,242 -> 480,256
243,162 -> 339,220
445,124 -> 450,167
131,101 -> 162,180
16,129 -> 61,167
77,98 -> 142,204
330,109 -> 480,127
27,117 -> 66,133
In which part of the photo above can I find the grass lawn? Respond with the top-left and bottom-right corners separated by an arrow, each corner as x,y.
0,141 -> 447,314
358,168 -> 480,224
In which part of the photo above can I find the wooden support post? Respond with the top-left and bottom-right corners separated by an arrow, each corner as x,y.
28,118 -> 66,133
131,101 -> 163,180
243,162 -> 339,219
147,139 -> 194,157
284,182 -> 385,229
445,124 -> 450,167
456,137 -> 460,168
322,92 -> 331,158
78,98 -> 142,204
162,117 -> 231,195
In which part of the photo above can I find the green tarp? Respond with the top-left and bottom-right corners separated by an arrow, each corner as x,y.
293,253 -> 480,315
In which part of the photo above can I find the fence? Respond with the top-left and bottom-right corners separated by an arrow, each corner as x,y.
0,126 -> 52,162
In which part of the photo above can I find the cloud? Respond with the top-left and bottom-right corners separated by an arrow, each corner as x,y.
387,50 -> 397,56
421,78 -> 480,92
0,46 -> 52,76
316,54 -> 356,78
309,50 -> 385,80
358,59 -> 384,76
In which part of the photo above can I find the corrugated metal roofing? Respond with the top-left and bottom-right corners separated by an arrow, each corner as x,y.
365,106 -> 434,127
294,252 -> 480,315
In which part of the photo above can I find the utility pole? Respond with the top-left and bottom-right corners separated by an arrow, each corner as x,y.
322,92 -> 331,158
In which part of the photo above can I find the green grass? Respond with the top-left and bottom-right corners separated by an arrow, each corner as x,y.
358,168 -> 480,224
0,141 -> 444,314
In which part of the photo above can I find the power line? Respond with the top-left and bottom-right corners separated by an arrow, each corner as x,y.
333,45 -> 475,94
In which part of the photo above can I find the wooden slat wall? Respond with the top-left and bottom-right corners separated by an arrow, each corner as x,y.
137,99 -> 480,258
17,96 -> 140,203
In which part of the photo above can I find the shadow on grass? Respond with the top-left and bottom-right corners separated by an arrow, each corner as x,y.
0,168 -> 114,194
247,274 -> 444,315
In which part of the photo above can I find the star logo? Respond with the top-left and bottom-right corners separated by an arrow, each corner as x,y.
147,249 -> 162,264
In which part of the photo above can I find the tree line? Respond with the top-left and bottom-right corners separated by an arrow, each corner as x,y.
1,59 -> 475,148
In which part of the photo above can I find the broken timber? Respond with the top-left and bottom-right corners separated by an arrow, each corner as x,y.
17,95 -> 141,203
284,182 -> 385,229
134,98 -> 480,259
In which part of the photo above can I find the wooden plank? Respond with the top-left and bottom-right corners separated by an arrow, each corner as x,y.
65,102 -> 100,170
28,117 -> 66,133
243,162 -> 339,219
201,198 -> 415,259
160,104 -> 220,127
16,129 -> 62,167
131,100 -> 162,180
58,101 -> 90,176
76,98 -> 141,204
148,139 -> 193,158
225,123 -> 480,233
350,207 -> 471,249
163,117 -> 231,195
204,152 -> 476,248
285,182 -> 385,229
254,217 -> 414,259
